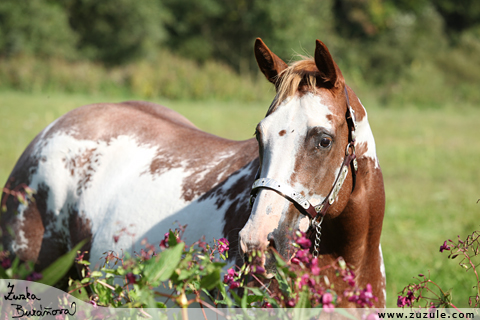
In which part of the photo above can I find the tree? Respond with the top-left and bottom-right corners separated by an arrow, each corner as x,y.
0,0 -> 77,59
58,0 -> 169,65
163,0 -> 335,74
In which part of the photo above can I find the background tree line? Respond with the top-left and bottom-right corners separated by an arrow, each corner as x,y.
0,0 -> 479,105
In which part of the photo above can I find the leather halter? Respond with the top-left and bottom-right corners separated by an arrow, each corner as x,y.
249,86 -> 358,236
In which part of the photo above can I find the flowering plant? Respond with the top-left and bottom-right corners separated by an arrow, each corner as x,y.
222,231 -> 378,310
397,229 -> 480,310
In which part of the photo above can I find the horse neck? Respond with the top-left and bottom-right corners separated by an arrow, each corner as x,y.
322,202 -> 382,265
319,155 -> 385,305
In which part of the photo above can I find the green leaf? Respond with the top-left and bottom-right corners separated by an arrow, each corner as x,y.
215,284 -> 236,307
276,271 -> 291,294
80,277 -> 91,284
246,294 -> 264,305
68,280 -> 89,301
273,251 -> 287,268
177,267 -> 195,281
245,287 -> 265,296
37,239 -> 88,286
199,268 -> 220,291
0,266 -> 8,279
143,242 -> 185,283
241,286 -> 248,309
295,288 -> 311,309
91,271 -> 103,278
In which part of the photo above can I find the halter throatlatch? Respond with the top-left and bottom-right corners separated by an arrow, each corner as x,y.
249,86 -> 358,257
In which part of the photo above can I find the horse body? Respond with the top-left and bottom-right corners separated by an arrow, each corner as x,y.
1,38 -> 386,307
1,101 -> 257,269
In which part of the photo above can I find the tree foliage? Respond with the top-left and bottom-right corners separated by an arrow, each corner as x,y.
56,0 -> 169,65
0,0 -> 479,105
0,0 -> 77,59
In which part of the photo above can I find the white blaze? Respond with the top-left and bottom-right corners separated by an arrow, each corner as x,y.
241,93 -> 335,247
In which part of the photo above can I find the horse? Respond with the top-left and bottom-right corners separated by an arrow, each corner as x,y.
1,38 -> 385,307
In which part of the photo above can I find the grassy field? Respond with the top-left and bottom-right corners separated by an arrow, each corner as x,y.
1,90 -> 479,308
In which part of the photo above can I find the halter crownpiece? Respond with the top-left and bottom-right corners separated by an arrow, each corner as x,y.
250,86 -> 358,256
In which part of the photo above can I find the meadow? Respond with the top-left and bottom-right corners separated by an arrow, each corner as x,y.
1,89 -> 479,308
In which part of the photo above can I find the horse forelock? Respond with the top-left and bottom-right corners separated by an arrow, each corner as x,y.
268,57 -> 344,115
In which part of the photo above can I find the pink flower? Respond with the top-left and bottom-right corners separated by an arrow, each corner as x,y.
397,295 -> 407,307
298,273 -> 315,289
229,281 -> 240,290
349,284 -> 377,307
218,238 -> 229,253
286,298 -> 296,307
26,272 -> 43,281
405,290 -> 415,306
311,257 -> 320,275
397,290 -> 415,308
252,265 -> 265,274
439,241 -> 451,253
296,236 -> 312,249
1,258 -> 11,269
293,249 -> 310,264
159,232 -> 170,248
322,292 -> 335,312
126,272 -> 136,284
342,269 -> 356,287
223,268 -> 240,290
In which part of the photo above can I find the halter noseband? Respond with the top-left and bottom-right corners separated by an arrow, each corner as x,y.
249,87 -> 358,256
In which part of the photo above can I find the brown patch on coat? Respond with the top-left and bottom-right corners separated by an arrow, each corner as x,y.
4,200 -> 45,263
198,158 -> 259,260
42,101 -> 198,144
63,148 -> 101,195
182,140 -> 258,202
278,130 -> 286,136
31,184 -> 70,270
68,205 -> 93,265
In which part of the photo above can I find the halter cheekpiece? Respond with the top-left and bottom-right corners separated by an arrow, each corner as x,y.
249,87 -> 358,257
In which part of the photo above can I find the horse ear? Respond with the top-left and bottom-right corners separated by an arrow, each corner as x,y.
314,40 -> 341,88
254,38 -> 288,84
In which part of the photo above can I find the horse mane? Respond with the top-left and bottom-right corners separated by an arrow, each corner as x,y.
267,57 -> 320,114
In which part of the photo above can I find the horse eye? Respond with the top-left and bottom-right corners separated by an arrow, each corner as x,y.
319,137 -> 332,148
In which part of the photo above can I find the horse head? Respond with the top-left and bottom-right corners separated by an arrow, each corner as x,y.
239,38 -> 372,276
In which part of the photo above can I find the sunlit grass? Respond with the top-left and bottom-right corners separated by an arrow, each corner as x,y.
1,90 -> 479,307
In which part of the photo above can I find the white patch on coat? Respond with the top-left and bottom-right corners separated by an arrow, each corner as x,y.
23,131 -> 246,268
355,98 -> 379,168
10,208 -> 28,252
379,244 -> 386,302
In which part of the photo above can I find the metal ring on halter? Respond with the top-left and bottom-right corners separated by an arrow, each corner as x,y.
311,214 -> 324,228
346,142 -> 355,156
